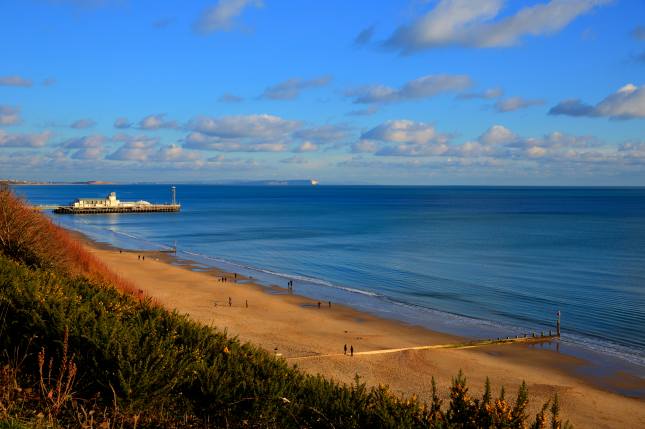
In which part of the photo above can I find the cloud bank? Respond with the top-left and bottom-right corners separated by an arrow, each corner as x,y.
194,0 -> 263,34
0,106 -> 21,125
385,0 -> 610,53
0,75 -> 32,87
549,84 -> 645,119
261,76 -> 332,100
346,74 -> 472,104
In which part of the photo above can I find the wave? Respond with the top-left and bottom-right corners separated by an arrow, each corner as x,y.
181,250 -> 382,298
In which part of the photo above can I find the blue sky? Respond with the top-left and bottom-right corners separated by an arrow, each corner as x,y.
0,0 -> 644,184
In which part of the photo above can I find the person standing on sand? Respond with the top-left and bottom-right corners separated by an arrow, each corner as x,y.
228,297 -> 232,307
138,255 -> 140,260
350,345 -> 353,357
344,344 -> 347,355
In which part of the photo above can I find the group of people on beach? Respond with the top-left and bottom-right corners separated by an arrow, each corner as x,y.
344,344 -> 354,357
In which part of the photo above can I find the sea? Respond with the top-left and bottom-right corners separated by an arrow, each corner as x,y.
15,185 -> 645,389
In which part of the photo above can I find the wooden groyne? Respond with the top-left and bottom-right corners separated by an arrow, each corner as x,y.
288,332 -> 560,361
53,204 -> 181,214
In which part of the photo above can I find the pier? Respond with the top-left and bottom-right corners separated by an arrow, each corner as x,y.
53,204 -> 180,214
44,186 -> 181,214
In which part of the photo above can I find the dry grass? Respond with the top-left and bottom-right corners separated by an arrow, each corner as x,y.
0,185 -> 139,298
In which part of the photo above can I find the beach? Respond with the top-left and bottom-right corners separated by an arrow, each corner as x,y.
80,237 -> 645,428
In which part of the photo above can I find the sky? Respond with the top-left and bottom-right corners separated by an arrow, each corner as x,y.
0,0 -> 644,185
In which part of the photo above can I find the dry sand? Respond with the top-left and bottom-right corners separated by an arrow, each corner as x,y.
85,243 -> 645,428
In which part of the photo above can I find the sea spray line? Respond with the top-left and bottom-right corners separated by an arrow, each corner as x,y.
181,249 -> 382,298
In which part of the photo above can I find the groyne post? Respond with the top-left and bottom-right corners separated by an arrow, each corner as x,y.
556,310 -> 561,337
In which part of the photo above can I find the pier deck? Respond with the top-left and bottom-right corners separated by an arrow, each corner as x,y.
53,204 -> 180,214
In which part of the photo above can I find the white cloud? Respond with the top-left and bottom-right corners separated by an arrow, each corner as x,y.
0,75 -> 32,87
153,144 -> 202,162
107,139 -> 158,162
355,25 -> 375,46
206,154 -> 259,169
185,133 -> 288,152
494,96 -> 544,112
71,146 -> 104,160
194,0 -> 263,34
478,124 -> 517,145
183,115 -> 350,153
351,122 -> 610,167
362,120 -> 439,145
187,114 -> 299,139
0,106 -> 21,125
549,83 -> 645,119
346,74 -> 472,104
112,133 -> 159,144
293,124 -> 351,144
261,75 -> 332,100
458,87 -> 504,100
632,26 -> 645,41
352,139 -> 380,154
70,118 -> 96,129
0,130 -> 51,147
113,117 -> 132,129
358,120 -> 451,157
61,135 -> 105,149
64,139 -> 103,159
347,106 -> 380,116
281,156 -> 309,164
138,114 -> 178,130
294,141 -> 318,153
218,93 -> 244,103
386,0 -> 610,53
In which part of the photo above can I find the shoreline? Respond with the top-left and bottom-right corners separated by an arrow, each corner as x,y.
72,230 -> 645,428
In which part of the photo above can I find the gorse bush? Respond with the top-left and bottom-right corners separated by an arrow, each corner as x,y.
0,187 -> 571,428
0,185 -> 137,295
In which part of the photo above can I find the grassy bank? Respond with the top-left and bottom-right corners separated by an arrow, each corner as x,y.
0,187 -> 568,428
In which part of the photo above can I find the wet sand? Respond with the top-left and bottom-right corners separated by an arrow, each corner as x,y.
82,239 -> 645,428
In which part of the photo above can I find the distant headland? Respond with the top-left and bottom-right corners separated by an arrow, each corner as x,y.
1,179 -> 114,185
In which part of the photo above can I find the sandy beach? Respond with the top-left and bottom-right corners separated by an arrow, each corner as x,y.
82,239 -> 645,428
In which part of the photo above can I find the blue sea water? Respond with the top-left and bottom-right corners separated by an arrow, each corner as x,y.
15,185 -> 645,378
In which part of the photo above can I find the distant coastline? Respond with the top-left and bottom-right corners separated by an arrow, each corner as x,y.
2,179 -> 113,186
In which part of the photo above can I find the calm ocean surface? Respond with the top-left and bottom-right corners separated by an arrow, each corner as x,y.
16,185 -> 645,376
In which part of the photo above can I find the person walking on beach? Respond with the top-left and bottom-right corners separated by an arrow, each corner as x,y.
228,297 -> 232,307
350,345 -> 353,357
344,344 -> 347,355
138,255 -> 140,260
317,301 -> 321,309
